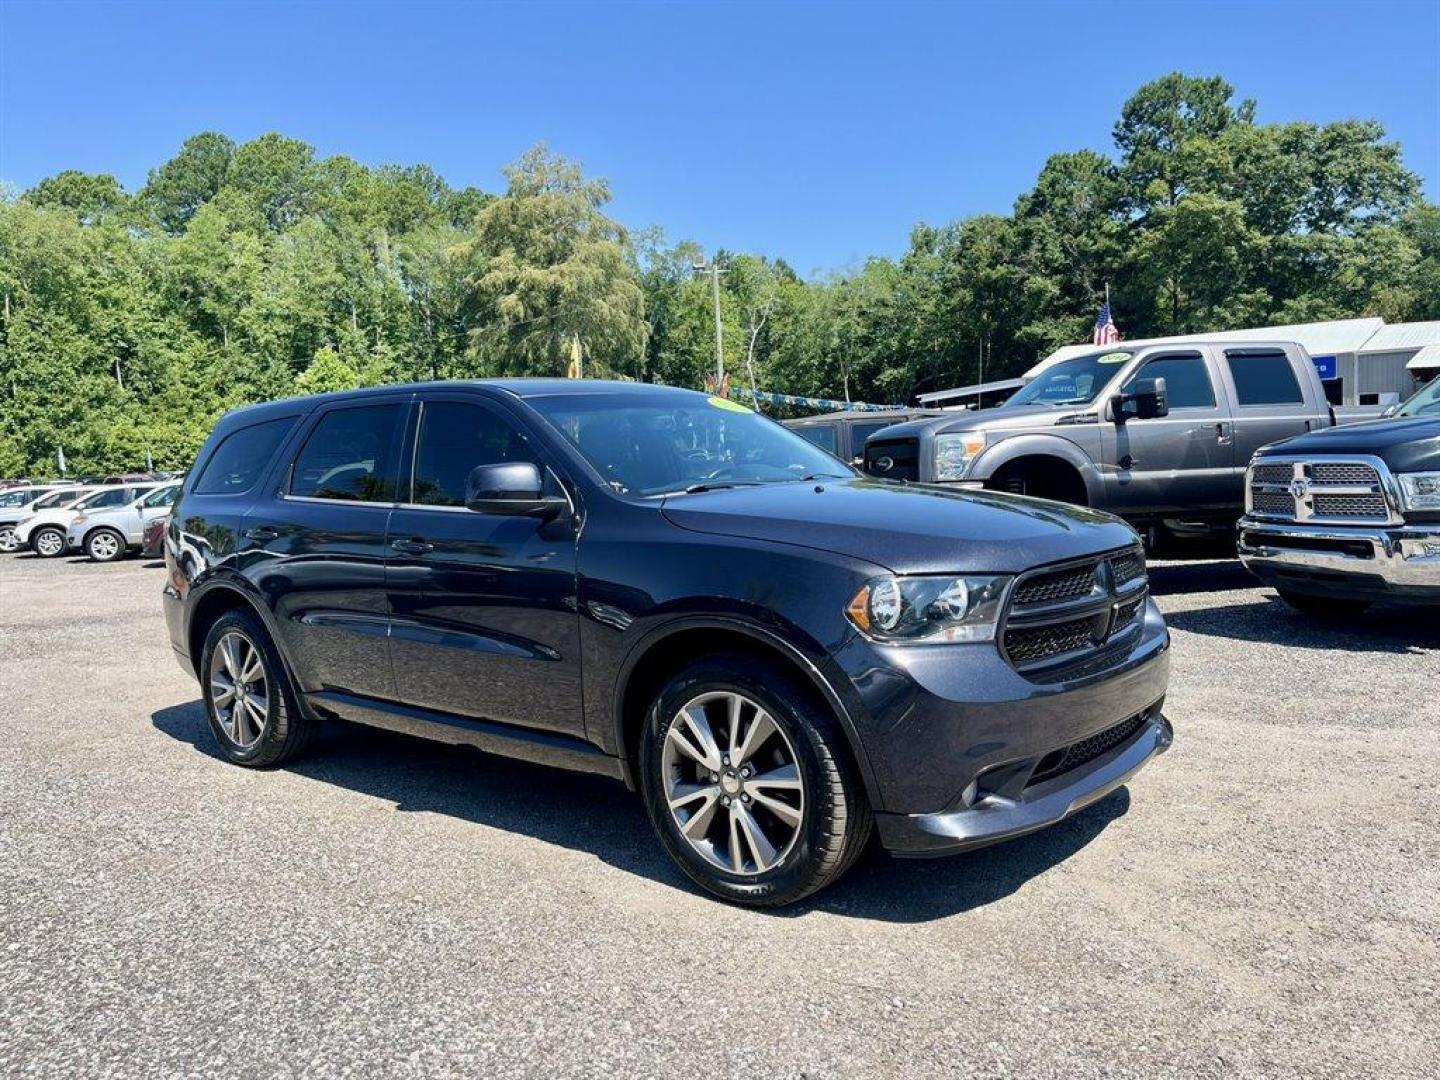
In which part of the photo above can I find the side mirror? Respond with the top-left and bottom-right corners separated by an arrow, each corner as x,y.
1111,376 -> 1169,423
464,462 -> 566,518
1381,404 -> 1398,419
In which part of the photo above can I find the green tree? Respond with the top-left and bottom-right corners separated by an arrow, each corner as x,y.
463,144 -> 645,377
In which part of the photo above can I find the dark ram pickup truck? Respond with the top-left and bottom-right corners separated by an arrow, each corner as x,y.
1238,376 -> 1440,614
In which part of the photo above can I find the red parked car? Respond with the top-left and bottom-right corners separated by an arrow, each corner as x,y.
141,515 -> 168,558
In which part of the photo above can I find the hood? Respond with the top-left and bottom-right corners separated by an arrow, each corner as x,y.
660,478 -> 1137,574
875,404 -> 1095,441
1259,415 -> 1440,473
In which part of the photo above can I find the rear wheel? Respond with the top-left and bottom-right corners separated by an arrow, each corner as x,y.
85,528 -> 127,562
639,654 -> 871,907
1277,588 -> 1373,618
200,610 -> 314,767
31,527 -> 67,558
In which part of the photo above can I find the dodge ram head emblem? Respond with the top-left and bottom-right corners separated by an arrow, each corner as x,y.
1288,477 -> 1310,500
873,456 -> 894,473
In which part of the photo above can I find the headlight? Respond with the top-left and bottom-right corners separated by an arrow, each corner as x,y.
934,432 -> 987,481
1397,472 -> 1440,511
846,574 -> 1010,643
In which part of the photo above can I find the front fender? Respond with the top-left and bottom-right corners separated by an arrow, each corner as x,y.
968,433 -> 1105,505
608,611 -> 884,810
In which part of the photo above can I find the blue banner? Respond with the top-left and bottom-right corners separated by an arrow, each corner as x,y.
1311,354 -> 1338,380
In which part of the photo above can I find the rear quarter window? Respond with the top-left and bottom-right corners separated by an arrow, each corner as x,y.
193,417 -> 299,496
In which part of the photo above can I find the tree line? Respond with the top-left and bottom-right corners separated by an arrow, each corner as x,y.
1,72 -> 1436,475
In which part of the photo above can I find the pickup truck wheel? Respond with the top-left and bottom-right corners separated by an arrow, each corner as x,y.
200,610 -> 314,767
1276,589 -> 1373,618
31,527 -> 67,558
85,527 -> 127,562
639,654 -> 872,908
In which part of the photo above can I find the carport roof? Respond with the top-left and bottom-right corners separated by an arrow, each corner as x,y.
1405,343 -> 1440,371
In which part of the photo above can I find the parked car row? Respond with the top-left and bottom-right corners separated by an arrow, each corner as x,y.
0,478 -> 182,562
787,348 -> 1440,614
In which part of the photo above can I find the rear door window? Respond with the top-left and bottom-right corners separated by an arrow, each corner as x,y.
81,489 -> 132,510
1226,351 -> 1304,405
194,417 -> 298,495
289,404 -> 404,502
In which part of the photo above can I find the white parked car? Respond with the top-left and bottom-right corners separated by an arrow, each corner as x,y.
67,482 -> 181,562
16,484 -> 157,558
0,486 -> 83,552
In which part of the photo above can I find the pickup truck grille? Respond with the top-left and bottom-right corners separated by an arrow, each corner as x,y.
999,547 -> 1148,677
1246,457 -> 1398,526
864,437 -> 919,482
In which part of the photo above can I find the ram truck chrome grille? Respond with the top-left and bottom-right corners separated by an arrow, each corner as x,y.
1246,457 -> 1399,526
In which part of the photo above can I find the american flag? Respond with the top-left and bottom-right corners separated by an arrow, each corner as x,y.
1093,300 -> 1121,345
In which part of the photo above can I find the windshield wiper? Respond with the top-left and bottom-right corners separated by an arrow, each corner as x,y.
796,473 -> 850,482
679,480 -> 767,494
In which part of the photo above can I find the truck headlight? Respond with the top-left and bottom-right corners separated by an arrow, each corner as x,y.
1397,472 -> 1440,511
934,432 -> 987,481
847,574 -> 1010,643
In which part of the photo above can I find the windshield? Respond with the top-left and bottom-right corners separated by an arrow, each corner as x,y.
530,392 -> 854,496
1007,351 -> 1134,408
1395,376 -> 1440,417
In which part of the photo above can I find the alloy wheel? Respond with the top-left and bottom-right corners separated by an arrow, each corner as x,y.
0,527 -> 16,552
208,632 -> 270,749
89,532 -> 121,560
34,530 -> 64,557
661,691 -> 805,876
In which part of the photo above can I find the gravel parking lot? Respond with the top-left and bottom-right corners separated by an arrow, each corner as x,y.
1,552 -> 1436,1079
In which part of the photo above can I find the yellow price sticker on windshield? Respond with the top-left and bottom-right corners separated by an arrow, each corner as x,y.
1098,352 -> 1131,364
708,396 -> 750,413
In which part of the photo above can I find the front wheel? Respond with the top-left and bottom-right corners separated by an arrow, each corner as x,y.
1277,588 -> 1373,618
31,527 -> 67,558
639,654 -> 871,907
85,528 -> 127,562
0,526 -> 18,553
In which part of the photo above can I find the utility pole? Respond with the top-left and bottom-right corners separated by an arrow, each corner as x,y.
693,252 -> 727,390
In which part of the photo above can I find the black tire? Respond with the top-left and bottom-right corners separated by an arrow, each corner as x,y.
1277,588 -> 1373,618
639,653 -> 872,908
85,527 -> 128,563
31,526 -> 68,558
199,609 -> 315,767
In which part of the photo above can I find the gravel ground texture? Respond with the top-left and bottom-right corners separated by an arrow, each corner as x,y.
1,550 -> 1436,1079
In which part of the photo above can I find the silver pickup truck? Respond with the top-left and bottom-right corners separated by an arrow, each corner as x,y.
863,341 -> 1376,538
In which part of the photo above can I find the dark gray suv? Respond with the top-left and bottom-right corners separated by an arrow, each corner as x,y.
164,380 -> 1172,906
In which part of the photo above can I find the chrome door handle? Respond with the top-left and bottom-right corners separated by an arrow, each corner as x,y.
243,526 -> 278,542
391,538 -> 434,556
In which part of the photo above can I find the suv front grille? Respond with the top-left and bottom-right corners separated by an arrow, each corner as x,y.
999,547 -> 1148,676
864,437 -> 919,482
1247,457 -> 1396,525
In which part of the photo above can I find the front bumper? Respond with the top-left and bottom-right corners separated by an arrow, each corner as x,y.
878,709 -> 1172,856
835,598 -> 1171,854
1238,517 -> 1440,601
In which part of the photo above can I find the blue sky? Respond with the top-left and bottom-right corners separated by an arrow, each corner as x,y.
2,0 -> 1437,276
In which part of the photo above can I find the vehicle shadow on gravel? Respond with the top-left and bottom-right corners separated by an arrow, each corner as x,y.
151,698 -> 1128,922
1164,595 -> 1440,654
1146,559 -> 1254,596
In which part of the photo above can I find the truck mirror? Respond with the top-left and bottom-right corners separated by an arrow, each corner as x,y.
465,462 -> 566,518
1112,377 -> 1169,423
